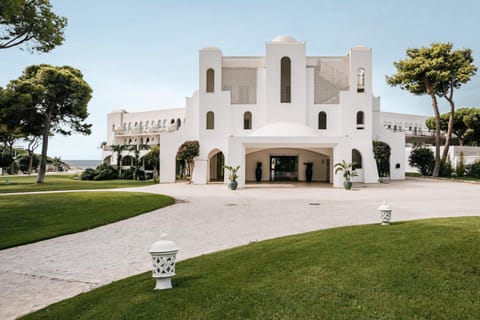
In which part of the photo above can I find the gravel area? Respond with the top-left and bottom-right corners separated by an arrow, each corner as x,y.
1,178 -> 479,319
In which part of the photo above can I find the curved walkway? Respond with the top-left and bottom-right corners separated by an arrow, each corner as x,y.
1,178 -> 479,319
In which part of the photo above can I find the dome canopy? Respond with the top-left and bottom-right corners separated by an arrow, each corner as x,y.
271,35 -> 298,43
251,122 -> 319,137
149,234 -> 178,253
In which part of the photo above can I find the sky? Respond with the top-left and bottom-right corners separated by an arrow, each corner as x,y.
1,0 -> 479,160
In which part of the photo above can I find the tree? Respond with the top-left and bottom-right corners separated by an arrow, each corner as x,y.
176,140 -> 199,180
409,146 -> 434,176
0,0 -> 67,52
24,135 -> 40,174
386,43 -> 477,176
111,144 -> 127,178
129,144 -> 149,180
3,65 -> 92,183
434,45 -> 476,159
426,108 -> 480,146
463,108 -> 480,145
372,141 -> 391,178
142,145 -> 160,183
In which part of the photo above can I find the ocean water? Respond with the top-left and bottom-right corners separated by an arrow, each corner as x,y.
64,160 -> 102,169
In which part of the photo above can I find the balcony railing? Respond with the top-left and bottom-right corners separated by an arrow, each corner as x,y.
114,126 -> 177,136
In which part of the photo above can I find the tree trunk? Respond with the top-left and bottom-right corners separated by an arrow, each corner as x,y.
37,111 -> 52,184
425,82 -> 441,177
442,87 -> 455,161
8,141 -> 15,175
28,150 -> 33,175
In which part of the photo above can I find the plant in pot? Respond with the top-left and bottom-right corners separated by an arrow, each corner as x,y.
304,162 -> 313,182
334,160 -> 357,190
224,165 -> 240,190
255,162 -> 262,182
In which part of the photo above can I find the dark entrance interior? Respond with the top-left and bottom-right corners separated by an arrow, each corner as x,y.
270,156 -> 298,181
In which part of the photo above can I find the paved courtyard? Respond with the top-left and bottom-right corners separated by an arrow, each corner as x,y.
1,178 -> 479,319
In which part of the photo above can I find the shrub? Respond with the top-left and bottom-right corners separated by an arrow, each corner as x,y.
439,158 -> 453,177
455,151 -> 465,177
373,141 -> 391,177
467,161 -> 480,179
409,146 -> 434,176
93,164 -> 117,180
81,168 -> 97,180
120,167 -> 134,180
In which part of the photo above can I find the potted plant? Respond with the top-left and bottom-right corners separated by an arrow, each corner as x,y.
304,162 -> 313,182
224,165 -> 240,190
334,160 -> 357,190
255,162 -> 262,182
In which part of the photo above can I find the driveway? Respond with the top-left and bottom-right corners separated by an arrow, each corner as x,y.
0,178 -> 479,319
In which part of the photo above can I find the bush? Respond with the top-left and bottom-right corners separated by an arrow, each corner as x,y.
120,167 -> 134,180
409,146 -> 434,176
81,168 -> 97,180
439,159 -> 453,177
93,164 -> 117,180
455,151 -> 465,177
467,161 -> 480,179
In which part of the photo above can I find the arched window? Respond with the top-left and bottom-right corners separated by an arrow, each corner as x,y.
280,57 -> 291,103
318,111 -> 327,130
128,122 -> 131,130
357,68 -> 365,93
145,121 -> 149,129
139,121 -> 143,129
163,119 -> 167,128
206,68 -> 215,93
123,123 -> 127,130
352,149 -> 362,169
134,122 -> 138,129
177,118 -> 181,129
206,111 -> 215,130
243,111 -> 252,130
356,111 -> 364,129
112,124 -> 115,131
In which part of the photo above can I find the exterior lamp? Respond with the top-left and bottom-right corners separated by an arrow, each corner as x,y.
378,201 -> 392,225
149,234 -> 179,290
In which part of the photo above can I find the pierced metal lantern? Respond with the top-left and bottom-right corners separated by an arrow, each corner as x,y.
378,201 -> 392,226
149,235 -> 179,290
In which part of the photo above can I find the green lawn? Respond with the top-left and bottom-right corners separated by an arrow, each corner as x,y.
0,192 -> 174,249
21,217 -> 480,320
0,174 -> 155,193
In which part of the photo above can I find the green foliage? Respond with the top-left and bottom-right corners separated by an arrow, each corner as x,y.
426,108 -> 480,146
223,165 -> 240,182
18,154 -> 39,172
2,64 -> 93,183
456,151 -> 465,177
176,140 -> 199,178
80,168 -> 96,180
0,192 -> 174,249
21,217 -> 480,320
0,0 -> 67,52
372,141 -> 391,177
142,145 -> 159,182
120,167 -> 135,180
466,161 -> 480,179
439,158 -> 453,177
334,160 -> 357,181
409,146 -> 434,176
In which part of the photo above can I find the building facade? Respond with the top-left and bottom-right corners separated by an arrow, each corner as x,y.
104,35 -> 407,187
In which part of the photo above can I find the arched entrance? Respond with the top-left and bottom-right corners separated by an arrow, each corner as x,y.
208,149 -> 225,182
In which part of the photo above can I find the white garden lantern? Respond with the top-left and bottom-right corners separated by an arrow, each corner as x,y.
378,201 -> 392,225
149,234 -> 179,290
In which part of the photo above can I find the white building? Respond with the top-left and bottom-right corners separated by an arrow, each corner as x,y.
104,35 -> 407,187
380,112 -> 430,136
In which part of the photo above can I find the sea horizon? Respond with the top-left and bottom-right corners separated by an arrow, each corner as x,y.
64,160 -> 102,169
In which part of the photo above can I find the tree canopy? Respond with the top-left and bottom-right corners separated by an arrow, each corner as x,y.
386,42 -> 476,176
425,108 -> 480,146
2,64 -> 92,183
0,0 -> 67,52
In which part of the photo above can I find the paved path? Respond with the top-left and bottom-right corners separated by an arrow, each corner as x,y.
1,178 -> 479,319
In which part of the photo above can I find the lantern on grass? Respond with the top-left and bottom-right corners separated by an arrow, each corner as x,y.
378,201 -> 392,225
149,234 -> 178,290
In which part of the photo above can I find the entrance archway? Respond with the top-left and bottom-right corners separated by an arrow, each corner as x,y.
208,149 -> 225,182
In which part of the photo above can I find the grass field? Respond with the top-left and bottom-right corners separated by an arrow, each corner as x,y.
21,217 -> 480,320
0,174 -> 154,193
0,192 -> 174,249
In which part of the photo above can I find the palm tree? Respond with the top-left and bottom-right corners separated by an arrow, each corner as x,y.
334,160 -> 357,190
111,144 -> 127,178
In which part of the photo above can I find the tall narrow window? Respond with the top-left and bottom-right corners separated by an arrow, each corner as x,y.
243,111 -> 252,130
206,68 -> 215,93
357,68 -> 365,93
356,111 -> 364,129
280,57 -> 291,103
318,111 -> 327,130
206,111 -> 215,130
352,149 -> 362,169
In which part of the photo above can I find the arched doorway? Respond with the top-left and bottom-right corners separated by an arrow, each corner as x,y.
208,149 -> 224,182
